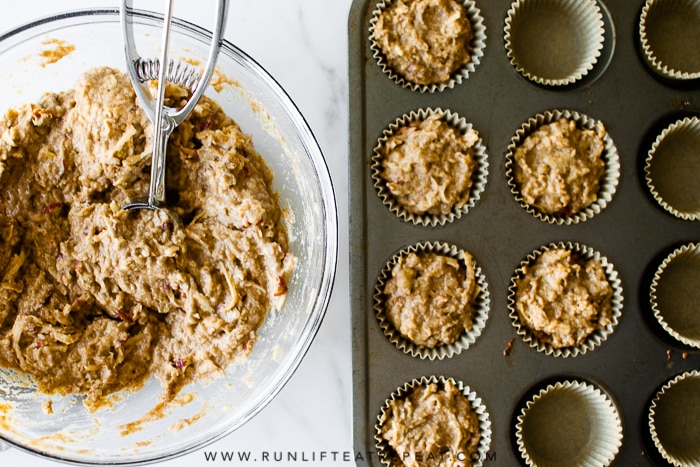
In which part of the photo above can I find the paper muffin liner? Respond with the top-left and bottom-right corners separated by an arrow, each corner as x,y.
515,379 -> 623,467
504,0 -> 605,86
375,375 -> 492,467
505,109 -> 620,225
507,241 -> 623,357
649,243 -> 700,349
374,241 -> 490,360
648,370 -> 700,467
372,108 -> 489,227
639,0 -> 700,81
368,0 -> 487,93
644,116 -> 700,221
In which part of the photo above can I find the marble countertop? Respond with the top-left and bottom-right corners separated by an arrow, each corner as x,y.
1,1 -> 353,465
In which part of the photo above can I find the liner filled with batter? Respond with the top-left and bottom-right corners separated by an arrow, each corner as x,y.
508,242 -> 622,357
374,241 -> 490,360
371,108 -> 489,226
369,0 -> 486,92
505,110 -> 620,225
375,376 -> 492,467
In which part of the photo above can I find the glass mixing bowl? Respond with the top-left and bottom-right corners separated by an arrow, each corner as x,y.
0,8 -> 337,465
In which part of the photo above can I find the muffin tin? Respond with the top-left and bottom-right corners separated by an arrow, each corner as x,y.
349,0 -> 700,465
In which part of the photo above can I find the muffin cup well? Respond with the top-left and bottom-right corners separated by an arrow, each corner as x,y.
505,109 -> 620,225
375,241 -> 490,360
504,0 -> 605,86
644,116 -> 700,221
515,379 -> 623,467
369,0 -> 487,93
375,375 -> 492,467
648,370 -> 700,466
507,242 -> 623,357
649,243 -> 700,349
372,108 -> 489,227
639,0 -> 700,81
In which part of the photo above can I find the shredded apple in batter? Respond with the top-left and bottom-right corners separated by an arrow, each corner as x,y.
514,248 -> 612,349
0,67 -> 294,410
379,379 -> 481,467
372,0 -> 474,86
513,118 -> 606,216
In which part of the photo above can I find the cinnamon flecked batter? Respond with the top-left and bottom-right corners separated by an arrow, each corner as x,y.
0,67 -> 294,410
383,251 -> 477,348
513,118 -> 606,216
378,114 -> 479,217
379,379 -> 481,467
373,0 -> 474,86
514,248 -> 612,349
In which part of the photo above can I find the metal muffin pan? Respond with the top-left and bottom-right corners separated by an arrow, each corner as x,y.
349,0 -> 700,466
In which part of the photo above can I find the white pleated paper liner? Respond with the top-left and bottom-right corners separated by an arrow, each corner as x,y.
515,379 -> 623,467
368,0 -> 486,93
639,0 -> 700,81
648,370 -> 700,467
375,375 -> 492,467
504,109 -> 620,225
504,0 -> 605,86
507,242 -> 623,357
644,116 -> 700,221
372,108 -> 489,227
374,241 -> 490,361
649,243 -> 700,349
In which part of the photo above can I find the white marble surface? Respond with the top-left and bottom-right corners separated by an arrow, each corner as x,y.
1,1 -> 353,465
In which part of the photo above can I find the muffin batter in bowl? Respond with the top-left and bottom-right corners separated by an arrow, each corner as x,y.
0,67 -> 294,410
